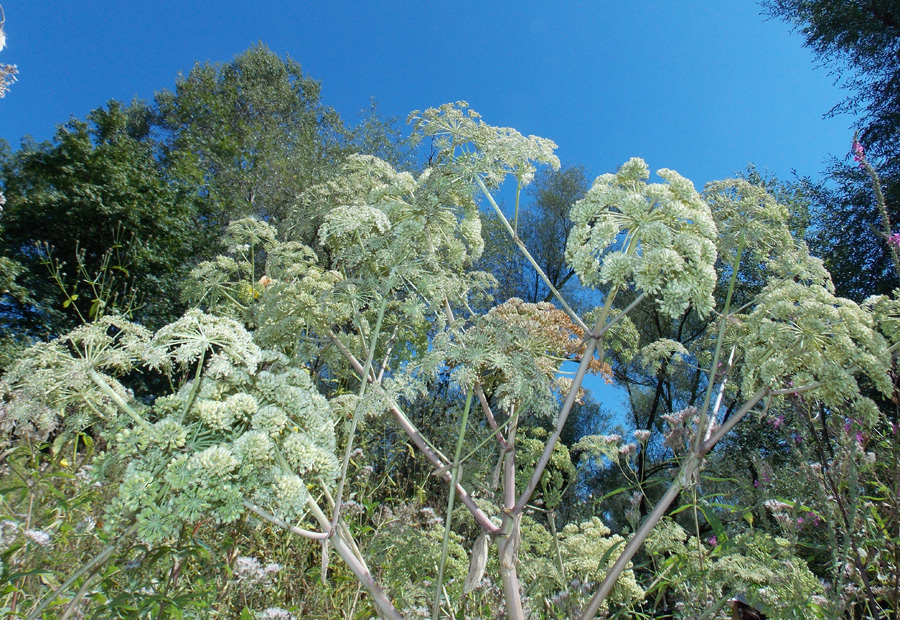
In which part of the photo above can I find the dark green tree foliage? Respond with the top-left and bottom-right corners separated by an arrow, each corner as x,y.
0,101 -> 206,338
349,99 -> 419,173
155,43 -> 348,238
764,0 -> 900,299
806,160 -> 900,299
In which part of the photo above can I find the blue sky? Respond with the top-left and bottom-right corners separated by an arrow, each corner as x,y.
1,1 -> 852,188
0,2 -> 855,421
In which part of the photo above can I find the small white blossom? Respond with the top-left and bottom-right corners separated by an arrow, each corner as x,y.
24,529 -> 52,547
257,608 -> 294,620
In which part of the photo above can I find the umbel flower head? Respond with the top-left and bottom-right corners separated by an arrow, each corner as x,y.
1,316 -> 153,437
428,298 -> 610,416
736,279 -> 892,424
408,101 -> 560,188
2,308 -> 338,544
565,158 -> 718,318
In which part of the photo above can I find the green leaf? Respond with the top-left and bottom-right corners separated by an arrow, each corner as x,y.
595,538 -> 626,572
596,486 -> 632,501
699,500 -> 726,542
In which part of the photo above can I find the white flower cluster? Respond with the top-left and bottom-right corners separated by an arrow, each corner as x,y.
256,608 -> 295,620
23,528 -> 53,547
737,280 -> 892,422
151,309 -> 261,377
0,520 -> 17,548
637,338 -> 689,374
2,305 -> 338,544
1,316 -> 154,436
233,555 -> 282,585
557,517 -> 644,605
408,101 -> 560,188
565,158 -> 718,318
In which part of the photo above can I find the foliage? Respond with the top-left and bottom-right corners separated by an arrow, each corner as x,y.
154,43 -> 348,238
0,100 -> 209,339
762,0 -> 900,161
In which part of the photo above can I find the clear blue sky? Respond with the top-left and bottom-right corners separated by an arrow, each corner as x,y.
0,2 -> 855,421
1,1 -> 852,188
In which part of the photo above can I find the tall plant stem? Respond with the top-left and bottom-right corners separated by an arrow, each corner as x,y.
499,411 -> 525,620
431,385 -> 474,620
861,154 -> 900,278
243,501 -> 329,540
578,385 -> 769,620
513,241 -> 640,514
331,290 -> 389,531
327,331 -> 500,534
178,350 -> 206,423
475,176 -> 588,333
693,231 -> 745,453
305,496 -> 403,619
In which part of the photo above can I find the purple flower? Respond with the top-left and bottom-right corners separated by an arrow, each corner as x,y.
753,479 -> 760,488
856,431 -> 865,445
888,233 -> 900,248
771,415 -> 785,429
707,536 -> 718,547
852,140 -> 867,169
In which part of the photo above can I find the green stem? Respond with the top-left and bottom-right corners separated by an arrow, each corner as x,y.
179,350 -> 206,423
862,158 -> 900,278
514,176 -> 522,234
513,235 -> 640,515
459,417 -> 513,464
548,510 -> 566,583
243,501 -> 328,540
26,524 -> 139,620
475,176 -> 588,333
88,370 -> 150,431
693,230 -> 745,453
331,288 -> 390,531
431,385 -> 475,620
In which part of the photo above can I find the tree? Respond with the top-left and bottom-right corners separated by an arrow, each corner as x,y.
763,0 -> 900,160
0,100 -> 208,338
763,0 -> 900,299
155,43 -> 349,241
475,164 -> 589,306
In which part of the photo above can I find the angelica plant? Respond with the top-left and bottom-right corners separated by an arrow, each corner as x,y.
0,305 -> 401,618
3,101 -> 898,620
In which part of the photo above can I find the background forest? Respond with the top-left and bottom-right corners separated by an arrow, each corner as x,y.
0,2 -> 899,619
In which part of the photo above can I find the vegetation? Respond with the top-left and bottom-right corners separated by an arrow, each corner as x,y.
0,15 -> 899,620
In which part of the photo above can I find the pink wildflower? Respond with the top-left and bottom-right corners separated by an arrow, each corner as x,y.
707,536 -> 718,547
888,233 -> 900,248
852,140 -> 867,169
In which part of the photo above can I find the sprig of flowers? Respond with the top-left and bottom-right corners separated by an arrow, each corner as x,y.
565,158 -> 718,318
